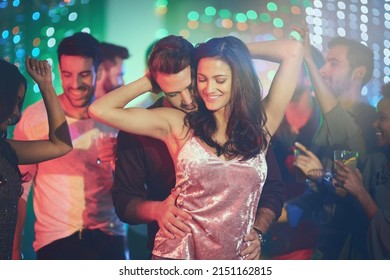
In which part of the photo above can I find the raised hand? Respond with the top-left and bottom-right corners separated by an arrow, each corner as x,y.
292,24 -> 313,61
25,56 -> 52,86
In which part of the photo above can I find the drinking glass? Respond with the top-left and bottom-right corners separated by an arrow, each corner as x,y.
333,150 -> 359,196
94,130 -> 118,166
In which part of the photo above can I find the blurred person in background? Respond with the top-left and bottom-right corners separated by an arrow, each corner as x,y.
94,42 -> 130,99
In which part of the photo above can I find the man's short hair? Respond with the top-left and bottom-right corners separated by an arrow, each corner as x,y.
147,35 -> 194,92
100,42 -> 130,64
57,32 -> 101,70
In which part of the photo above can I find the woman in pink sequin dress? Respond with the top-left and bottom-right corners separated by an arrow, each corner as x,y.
90,35 -> 303,259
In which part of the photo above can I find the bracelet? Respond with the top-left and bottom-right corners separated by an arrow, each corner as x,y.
306,170 -> 333,185
253,227 -> 266,246
322,171 -> 334,182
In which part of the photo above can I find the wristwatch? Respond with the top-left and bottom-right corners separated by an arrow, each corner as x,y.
253,227 -> 266,246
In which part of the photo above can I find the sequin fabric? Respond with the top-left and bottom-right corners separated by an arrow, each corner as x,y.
0,144 -> 22,260
153,136 -> 267,259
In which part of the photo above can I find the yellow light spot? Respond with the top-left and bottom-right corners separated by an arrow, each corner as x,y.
188,20 -> 199,29
344,157 -> 357,168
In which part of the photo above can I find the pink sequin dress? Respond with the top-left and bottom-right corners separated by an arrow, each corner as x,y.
152,136 -> 267,259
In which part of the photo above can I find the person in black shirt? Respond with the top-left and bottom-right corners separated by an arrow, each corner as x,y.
112,35 -> 285,259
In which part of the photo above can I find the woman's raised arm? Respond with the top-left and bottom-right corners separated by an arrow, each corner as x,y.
89,75 -> 184,142
9,57 -> 72,164
247,39 -> 303,136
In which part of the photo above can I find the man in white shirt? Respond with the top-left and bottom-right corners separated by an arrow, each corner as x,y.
14,32 -> 126,259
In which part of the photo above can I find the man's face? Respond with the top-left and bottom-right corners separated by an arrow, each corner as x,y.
155,66 -> 197,113
59,55 -> 98,108
319,45 -> 353,97
374,97 -> 390,147
102,57 -> 125,93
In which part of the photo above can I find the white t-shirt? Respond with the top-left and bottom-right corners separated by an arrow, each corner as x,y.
14,100 -> 125,251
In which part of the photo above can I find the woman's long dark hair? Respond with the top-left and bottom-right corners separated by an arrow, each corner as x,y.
185,36 -> 268,161
0,58 -> 27,139
0,59 -> 28,184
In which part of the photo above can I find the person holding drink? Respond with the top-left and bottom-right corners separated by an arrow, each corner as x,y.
333,82 -> 390,259
288,142 -> 369,259
293,83 -> 390,260
333,150 -> 359,196
279,24 -> 379,259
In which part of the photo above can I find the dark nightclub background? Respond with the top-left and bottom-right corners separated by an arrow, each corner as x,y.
1,0 -> 389,259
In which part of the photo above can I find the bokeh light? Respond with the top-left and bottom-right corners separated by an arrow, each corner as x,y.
32,38 -> 41,47
46,27 -> 55,37
1,0 -> 104,106
32,47 -> 40,57
273,18 -> 284,28
235,13 -> 247,23
68,12 -> 78,21
162,0 -> 389,107
188,11 -> 199,21
219,9 -> 231,19
221,19 -> 233,29
247,10 -> 257,20
267,2 -> 278,12
2,30 -> 9,39
32,12 -> 40,21
237,22 -> 248,31
205,6 -> 216,16
1,0 -> 389,114
188,20 -> 199,29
